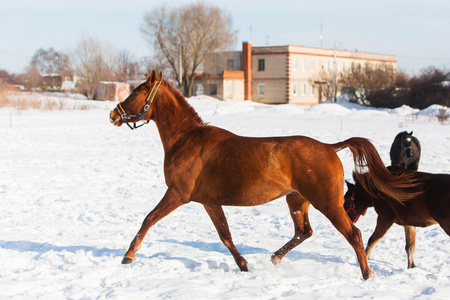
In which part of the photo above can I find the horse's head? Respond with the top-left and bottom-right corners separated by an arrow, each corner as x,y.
110,70 -> 163,130
401,131 -> 414,158
344,176 -> 371,223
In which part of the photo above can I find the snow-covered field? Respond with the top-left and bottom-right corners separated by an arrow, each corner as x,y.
1,93 -> 449,299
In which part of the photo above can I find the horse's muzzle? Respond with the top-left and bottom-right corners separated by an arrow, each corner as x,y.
109,110 -> 122,126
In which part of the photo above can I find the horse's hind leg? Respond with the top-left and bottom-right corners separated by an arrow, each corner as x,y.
320,203 -> 374,280
122,188 -> 185,264
203,203 -> 248,271
404,226 -> 417,268
271,193 -> 312,265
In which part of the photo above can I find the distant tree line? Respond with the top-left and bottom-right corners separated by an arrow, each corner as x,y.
0,41 -> 143,99
314,63 -> 449,109
0,2 -> 233,100
1,1 -> 448,107
369,67 -> 450,109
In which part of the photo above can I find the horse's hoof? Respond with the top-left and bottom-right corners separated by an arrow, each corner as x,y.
240,266 -> 248,272
271,254 -> 281,266
121,257 -> 134,264
364,268 -> 376,280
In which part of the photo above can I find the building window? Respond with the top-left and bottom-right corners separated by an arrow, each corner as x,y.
341,62 -> 345,73
325,61 -> 329,73
258,59 -> 265,71
310,84 -> 315,96
293,58 -> 298,71
258,84 -> 265,95
302,58 -> 307,71
293,83 -> 297,95
310,59 -> 315,72
196,84 -> 204,95
210,84 -> 217,96
227,59 -> 234,70
302,83 -> 306,96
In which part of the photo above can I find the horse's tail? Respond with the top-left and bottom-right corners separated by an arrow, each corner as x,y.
330,137 -> 420,203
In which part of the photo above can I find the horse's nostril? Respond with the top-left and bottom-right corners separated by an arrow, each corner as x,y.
110,111 -> 118,124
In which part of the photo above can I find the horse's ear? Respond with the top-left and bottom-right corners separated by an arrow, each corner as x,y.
147,70 -> 157,84
352,171 -> 358,182
157,71 -> 163,81
345,180 -> 354,189
409,131 -> 413,135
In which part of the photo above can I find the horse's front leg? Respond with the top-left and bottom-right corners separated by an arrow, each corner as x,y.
122,188 -> 186,264
203,203 -> 248,271
365,216 -> 394,260
404,225 -> 417,268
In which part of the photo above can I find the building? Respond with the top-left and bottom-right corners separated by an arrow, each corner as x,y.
195,42 -> 397,105
96,82 -> 130,102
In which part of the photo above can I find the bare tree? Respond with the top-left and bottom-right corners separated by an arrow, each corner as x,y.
0,69 -> 14,85
72,37 -> 115,99
339,62 -> 396,91
114,49 -> 140,82
23,65 -> 43,91
141,3 -> 234,96
31,48 -> 70,74
311,70 -> 341,101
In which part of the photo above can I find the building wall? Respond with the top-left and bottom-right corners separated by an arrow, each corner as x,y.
202,51 -> 242,74
251,46 -> 289,104
250,45 -> 396,105
96,82 -> 130,102
199,43 -> 397,105
223,78 -> 245,101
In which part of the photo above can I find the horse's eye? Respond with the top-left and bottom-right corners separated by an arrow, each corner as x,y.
132,92 -> 138,97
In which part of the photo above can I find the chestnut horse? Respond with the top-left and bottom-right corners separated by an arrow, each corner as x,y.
344,166 -> 450,268
109,71 -> 418,280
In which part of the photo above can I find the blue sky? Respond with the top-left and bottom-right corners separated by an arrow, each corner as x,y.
1,0 -> 449,74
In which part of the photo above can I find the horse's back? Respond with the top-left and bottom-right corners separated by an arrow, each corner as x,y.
190,130 -> 343,206
424,173 -> 450,226
384,168 -> 450,227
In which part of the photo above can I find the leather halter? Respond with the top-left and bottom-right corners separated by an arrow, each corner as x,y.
345,192 -> 360,223
116,81 -> 161,130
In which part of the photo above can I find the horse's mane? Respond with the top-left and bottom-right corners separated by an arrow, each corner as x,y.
163,80 -> 207,125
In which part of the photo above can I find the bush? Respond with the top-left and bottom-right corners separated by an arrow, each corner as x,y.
368,88 -> 412,108
367,67 -> 449,109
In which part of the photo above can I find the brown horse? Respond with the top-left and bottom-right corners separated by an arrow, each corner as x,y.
344,166 -> 450,268
109,71 -> 418,280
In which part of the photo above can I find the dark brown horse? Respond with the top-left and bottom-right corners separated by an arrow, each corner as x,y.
344,166 -> 450,268
109,71 -> 419,280
390,131 -> 421,171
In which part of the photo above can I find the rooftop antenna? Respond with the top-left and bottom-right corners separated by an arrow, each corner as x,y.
250,26 -> 253,42
266,34 -> 270,45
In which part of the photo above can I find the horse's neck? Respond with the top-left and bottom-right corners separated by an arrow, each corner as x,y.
153,93 -> 201,152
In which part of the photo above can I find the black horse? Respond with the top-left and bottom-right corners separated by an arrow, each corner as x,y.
390,131 -> 421,171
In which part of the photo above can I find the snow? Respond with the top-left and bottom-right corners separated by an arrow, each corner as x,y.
1,94 -> 449,299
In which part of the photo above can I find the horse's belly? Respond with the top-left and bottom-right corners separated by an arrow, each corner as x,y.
396,216 -> 437,227
219,189 -> 294,206
192,179 -> 294,206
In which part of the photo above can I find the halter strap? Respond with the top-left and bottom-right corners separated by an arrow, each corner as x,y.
117,81 -> 161,130
145,80 -> 162,106
345,192 -> 360,223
